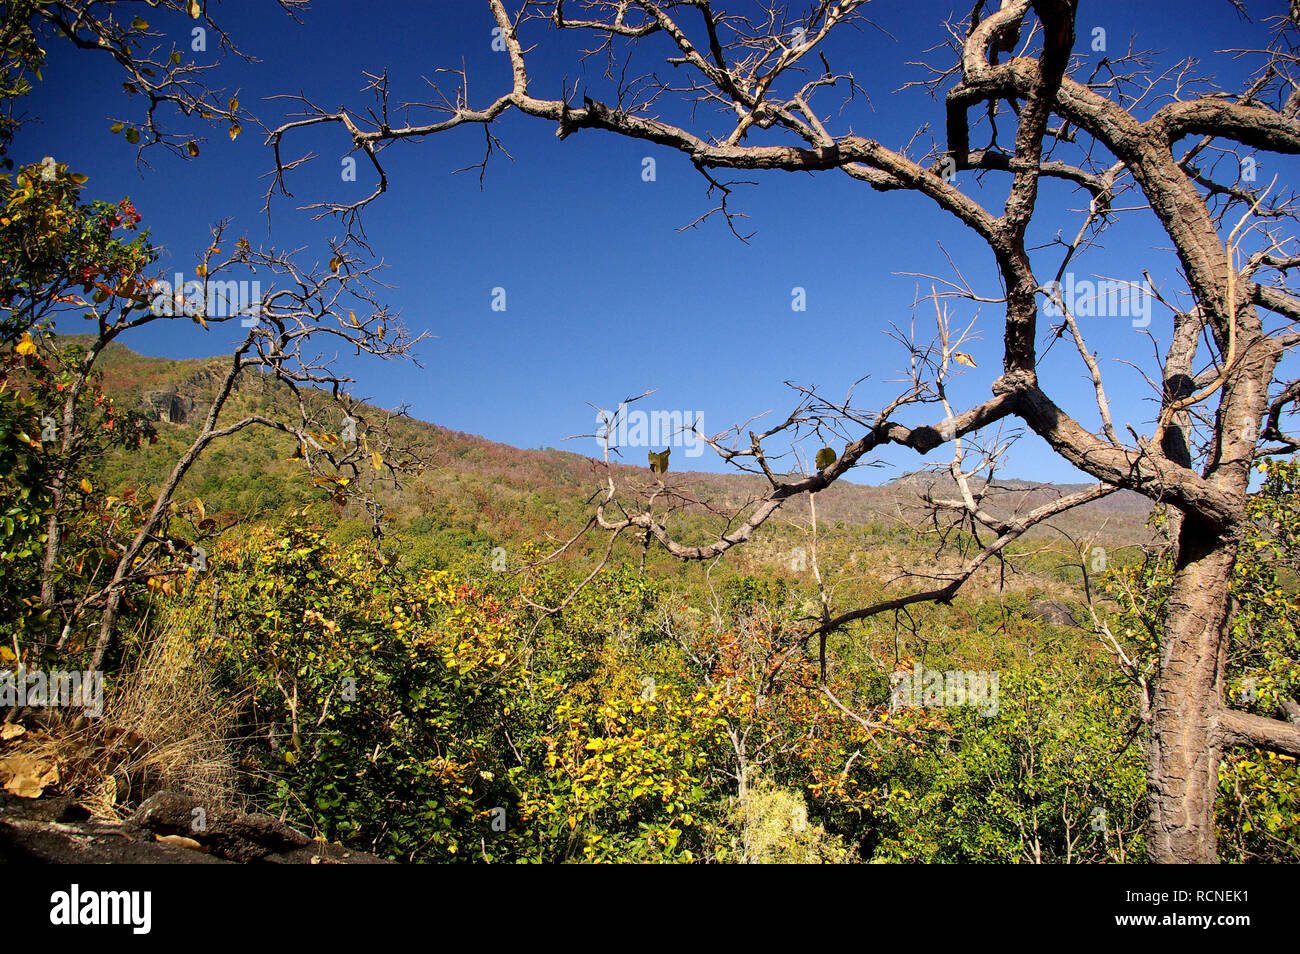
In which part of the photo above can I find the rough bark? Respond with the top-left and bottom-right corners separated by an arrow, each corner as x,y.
1146,517 -> 1238,863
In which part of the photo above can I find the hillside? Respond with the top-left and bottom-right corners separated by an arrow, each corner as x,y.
82,337 -> 1154,566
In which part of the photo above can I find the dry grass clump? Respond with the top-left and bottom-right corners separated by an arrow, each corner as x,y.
0,622 -> 241,819
104,621 -> 242,813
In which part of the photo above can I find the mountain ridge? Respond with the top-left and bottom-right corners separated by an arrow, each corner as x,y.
73,336 -> 1152,547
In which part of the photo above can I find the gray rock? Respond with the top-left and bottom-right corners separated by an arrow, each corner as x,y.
143,389 -> 195,424
1026,600 -> 1079,628
0,790 -> 390,864
131,792 -> 389,864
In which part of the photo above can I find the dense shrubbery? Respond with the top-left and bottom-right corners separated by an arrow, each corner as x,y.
862,660 -> 1147,863
140,510 -> 1166,863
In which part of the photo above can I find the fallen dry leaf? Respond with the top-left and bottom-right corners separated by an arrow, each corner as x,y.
0,754 -> 59,798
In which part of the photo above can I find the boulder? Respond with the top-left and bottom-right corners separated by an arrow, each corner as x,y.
1026,600 -> 1079,628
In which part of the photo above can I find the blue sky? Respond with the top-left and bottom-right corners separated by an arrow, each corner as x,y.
15,0 -> 1297,483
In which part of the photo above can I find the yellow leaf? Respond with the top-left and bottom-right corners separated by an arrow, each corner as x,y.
0,754 -> 58,799
195,263 -> 207,278
79,478 -> 93,494
14,333 -> 36,356
188,0 -> 202,19
156,834 -> 205,851
371,450 -> 384,471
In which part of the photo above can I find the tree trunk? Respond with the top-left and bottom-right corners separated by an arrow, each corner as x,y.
89,586 -> 124,673
1145,515 -> 1238,863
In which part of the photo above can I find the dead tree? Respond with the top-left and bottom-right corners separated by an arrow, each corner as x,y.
267,1 -> 1300,863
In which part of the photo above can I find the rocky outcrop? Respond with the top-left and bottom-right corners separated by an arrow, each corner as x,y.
143,389 -> 196,424
0,791 -> 390,864
139,362 -> 274,425
1026,600 -> 1079,628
